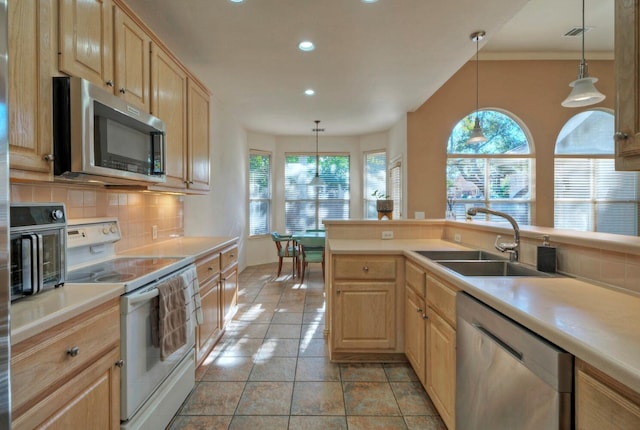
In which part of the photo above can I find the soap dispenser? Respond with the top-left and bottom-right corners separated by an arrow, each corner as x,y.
537,235 -> 557,273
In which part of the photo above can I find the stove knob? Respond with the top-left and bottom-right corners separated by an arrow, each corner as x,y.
110,224 -> 118,233
50,209 -> 64,220
102,226 -> 110,235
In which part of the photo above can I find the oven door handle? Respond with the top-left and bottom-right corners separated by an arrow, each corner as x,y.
128,288 -> 159,307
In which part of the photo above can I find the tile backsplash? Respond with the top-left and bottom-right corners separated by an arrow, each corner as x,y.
11,183 -> 184,252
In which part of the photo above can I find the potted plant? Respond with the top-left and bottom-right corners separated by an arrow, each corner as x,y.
372,190 -> 393,220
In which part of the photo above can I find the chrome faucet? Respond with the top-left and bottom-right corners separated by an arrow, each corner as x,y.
466,207 -> 520,262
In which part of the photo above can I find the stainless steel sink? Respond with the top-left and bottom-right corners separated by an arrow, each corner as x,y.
414,250 -> 507,261
437,260 -> 558,277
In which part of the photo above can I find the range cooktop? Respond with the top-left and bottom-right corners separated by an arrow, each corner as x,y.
66,257 -> 184,284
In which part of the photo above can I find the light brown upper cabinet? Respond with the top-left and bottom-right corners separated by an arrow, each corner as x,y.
149,43 -> 211,193
8,0 -> 54,181
59,0 -> 115,91
614,0 -> 640,170
59,1 -> 151,111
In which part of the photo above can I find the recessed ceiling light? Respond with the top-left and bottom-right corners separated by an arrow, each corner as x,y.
361,0 -> 379,3
298,41 -> 315,52
229,0 -> 244,3
304,89 -> 315,96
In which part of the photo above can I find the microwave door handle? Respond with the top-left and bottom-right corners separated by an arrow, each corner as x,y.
153,132 -> 165,175
35,233 -> 44,293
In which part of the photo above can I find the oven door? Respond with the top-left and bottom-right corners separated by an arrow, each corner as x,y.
120,277 -> 195,421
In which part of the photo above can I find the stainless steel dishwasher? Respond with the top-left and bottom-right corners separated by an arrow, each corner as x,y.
456,293 -> 574,430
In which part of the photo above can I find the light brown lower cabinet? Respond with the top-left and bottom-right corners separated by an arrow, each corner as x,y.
220,244 -> 239,328
576,359 -> 640,430
405,284 -> 426,384
11,300 -> 121,430
426,308 -> 456,430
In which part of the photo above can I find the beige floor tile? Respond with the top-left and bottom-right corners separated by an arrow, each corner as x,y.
296,357 -> 341,381
291,381 -> 345,415
249,356 -> 297,381
288,415 -> 348,430
168,415 -> 232,430
343,381 -> 402,416
347,416 -> 408,429
179,381 -> 245,415
266,323 -> 302,339
298,338 -> 329,357
201,355 -> 255,382
340,363 -> 388,382
384,362 -> 420,382
256,338 -> 301,358
390,381 -> 439,415
235,381 -> 294,415
228,415 -> 290,430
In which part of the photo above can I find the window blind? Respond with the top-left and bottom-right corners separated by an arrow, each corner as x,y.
364,151 -> 387,219
249,151 -> 271,236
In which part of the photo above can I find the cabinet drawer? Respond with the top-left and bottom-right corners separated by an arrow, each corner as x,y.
12,300 -> 120,417
334,256 -> 397,280
220,245 -> 238,271
196,251 -> 220,283
426,275 -> 458,328
405,260 -> 426,298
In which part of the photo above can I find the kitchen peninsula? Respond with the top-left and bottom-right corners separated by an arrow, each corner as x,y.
324,219 -> 640,430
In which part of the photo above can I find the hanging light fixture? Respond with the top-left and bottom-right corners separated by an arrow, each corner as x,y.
308,120 -> 326,187
467,30 -> 487,145
561,0 -> 605,108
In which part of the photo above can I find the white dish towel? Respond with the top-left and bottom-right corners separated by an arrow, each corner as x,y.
180,266 -> 203,325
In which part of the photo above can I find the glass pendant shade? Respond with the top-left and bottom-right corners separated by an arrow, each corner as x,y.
467,117 -> 487,144
309,174 -> 325,187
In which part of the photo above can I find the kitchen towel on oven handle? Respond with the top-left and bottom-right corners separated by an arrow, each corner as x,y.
151,275 -> 187,361
180,265 -> 203,325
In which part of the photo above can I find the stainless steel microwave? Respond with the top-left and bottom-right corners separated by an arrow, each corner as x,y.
52,77 -> 166,185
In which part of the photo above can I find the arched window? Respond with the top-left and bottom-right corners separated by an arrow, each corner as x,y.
554,110 -> 639,235
446,109 -> 533,224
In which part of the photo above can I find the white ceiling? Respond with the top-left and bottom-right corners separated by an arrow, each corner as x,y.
125,0 -> 614,136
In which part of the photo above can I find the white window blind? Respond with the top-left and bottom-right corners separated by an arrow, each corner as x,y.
390,159 -> 402,219
284,153 -> 350,232
364,151 -> 387,219
554,110 -> 639,236
249,151 -> 271,236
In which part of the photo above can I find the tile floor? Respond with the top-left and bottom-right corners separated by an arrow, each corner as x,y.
168,263 -> 446,430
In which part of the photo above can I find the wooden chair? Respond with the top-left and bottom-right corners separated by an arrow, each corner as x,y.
271,232 -> 299,277
297,236 -> 325,284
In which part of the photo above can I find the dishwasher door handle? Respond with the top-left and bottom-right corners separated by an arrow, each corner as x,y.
473,323 -> 523,361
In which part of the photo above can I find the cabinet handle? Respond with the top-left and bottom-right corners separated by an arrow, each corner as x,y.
119,88 -> 126,94
362,266 -> 369,273
614,131 -> 629,141
43,154 -> 54,162
115,359 -> 124,368
416,307 -> 423,313
66,346 -> 79,357
105,80 -> 114,87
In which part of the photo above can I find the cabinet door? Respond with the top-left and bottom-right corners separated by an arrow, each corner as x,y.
8,0 -> 53,180
114,6 -> 150,110
426,309 -> 456,430
150,44 -> 188,189
196,275 -> 221,366
614,0 -> 640,170
221,264 -> 238,328
187,79 -> 210,191
333,281 -> 396,350
13,346 -> 120,430
405,287 -> 426,384
576,359 -> 640,430
59,0 -> 114,90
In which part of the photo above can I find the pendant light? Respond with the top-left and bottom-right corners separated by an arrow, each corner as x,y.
467,31 -> 487,145
308,120 -> 326,187
561,0 -> 605,108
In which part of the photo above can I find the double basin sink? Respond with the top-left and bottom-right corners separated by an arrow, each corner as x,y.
414,250 -> 560,278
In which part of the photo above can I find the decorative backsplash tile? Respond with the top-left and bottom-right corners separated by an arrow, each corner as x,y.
11,183 -> 184,252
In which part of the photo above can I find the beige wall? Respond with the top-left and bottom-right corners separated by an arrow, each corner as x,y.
407,59 -> 615,226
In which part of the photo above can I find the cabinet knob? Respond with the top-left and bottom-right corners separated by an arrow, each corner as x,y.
416,307 -> 423,313
208,266 -> 214,271
422,314 -> 428,320
43,154 -> 54,162
119,88 -> 126,94
362,266 -> 369,273
614,131 -> 629,141
115,359 -> 125,368
66,346 -> 79,357
336,289 -> 341,294
106,80 -> 114,87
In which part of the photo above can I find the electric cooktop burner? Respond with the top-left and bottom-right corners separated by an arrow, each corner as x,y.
67,257 -> 184,284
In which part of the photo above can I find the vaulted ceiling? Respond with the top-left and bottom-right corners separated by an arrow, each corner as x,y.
125,0 -> 614,136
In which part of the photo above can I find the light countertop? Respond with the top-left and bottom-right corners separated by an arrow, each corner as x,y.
329,238 -> 640,394
11,236 -> 237,345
